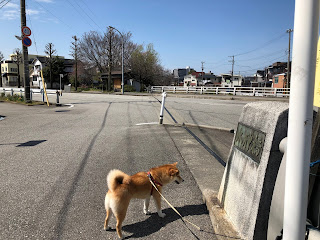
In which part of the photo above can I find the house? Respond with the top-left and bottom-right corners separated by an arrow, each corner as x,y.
101,71 -> 137,91
183,74 -> 198,87
272,73 -> 286,88
30,56 -> 74,89
1,59 -> 21,87
173,66 -> 193,85
183,71 -> 222,87
267,62 -> 288,81
1,54 -> 34,87
197,71 -> 221,86
30,56 -> 46,88
221,74 -> 243,87
1,54 -> 74,88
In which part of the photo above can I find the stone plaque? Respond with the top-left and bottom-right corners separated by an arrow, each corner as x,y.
234,123 -> 266,164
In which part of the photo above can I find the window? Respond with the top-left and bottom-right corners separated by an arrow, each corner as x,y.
275,77 -> 279,83
10,68 -> 18,72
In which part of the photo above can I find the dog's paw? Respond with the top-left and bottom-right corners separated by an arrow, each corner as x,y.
144,210 -> 151,215
158,212 -> 166,218
104,226 -> 112,231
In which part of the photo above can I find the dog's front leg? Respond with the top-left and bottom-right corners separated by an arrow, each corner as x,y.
153,192 -> 166,218
143,197 -> 151,215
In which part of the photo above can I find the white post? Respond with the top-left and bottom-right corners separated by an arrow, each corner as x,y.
159,92 -> 167,124
59,74 -> 63,96
283,0 -> 320,239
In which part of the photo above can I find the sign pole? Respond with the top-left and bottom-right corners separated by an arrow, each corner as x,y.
20,0 -> 30,102
283,0 -> 320,239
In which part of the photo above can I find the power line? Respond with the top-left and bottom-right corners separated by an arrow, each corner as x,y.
26,2 -> 38,55
237,49 -> 287,62
234,32 -> 287,57
0,0 -> 12,9
33,1 -> 73,30
65,0 -> 98,32
70,0 -> 104,32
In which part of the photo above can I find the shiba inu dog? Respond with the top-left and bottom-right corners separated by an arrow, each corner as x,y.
104,162 -> 184,239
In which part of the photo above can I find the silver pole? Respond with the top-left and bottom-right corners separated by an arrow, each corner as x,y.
283,0 -> 320,239
121,40 -> 124,95
109,26 -> 124,94
159,92 -> 167,124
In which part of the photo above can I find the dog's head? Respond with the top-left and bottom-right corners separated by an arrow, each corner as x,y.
168,162 -> 184,184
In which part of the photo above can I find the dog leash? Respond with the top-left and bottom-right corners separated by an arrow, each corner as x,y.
148,174 -> 202,231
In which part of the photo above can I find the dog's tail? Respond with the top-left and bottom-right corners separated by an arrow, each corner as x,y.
107,169 -> 130,192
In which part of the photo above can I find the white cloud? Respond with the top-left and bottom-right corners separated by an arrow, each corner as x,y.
0,10 -> 19,20
3,2 -> 19,9
26,9 -> 41,16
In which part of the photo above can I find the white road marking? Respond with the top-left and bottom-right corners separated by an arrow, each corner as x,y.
136,122 -> 159,126
65,104 -> 74,108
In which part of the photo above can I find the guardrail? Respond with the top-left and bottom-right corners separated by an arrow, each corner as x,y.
1,87 -> 61,104
150,86 -> 290,97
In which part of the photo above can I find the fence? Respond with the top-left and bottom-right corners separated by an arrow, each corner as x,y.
150,86 -> 290,97
1,87 -> 60,104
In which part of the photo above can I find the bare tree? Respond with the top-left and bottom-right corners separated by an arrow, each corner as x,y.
12,48 -> 22,88
0,51 -> 4,87
44,43 -> 57,88
78,30 -> 137,90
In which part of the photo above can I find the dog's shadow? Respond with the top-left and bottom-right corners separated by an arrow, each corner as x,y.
119,204 -> 209,239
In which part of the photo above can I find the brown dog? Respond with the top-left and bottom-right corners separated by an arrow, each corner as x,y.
104,162 -> 184,239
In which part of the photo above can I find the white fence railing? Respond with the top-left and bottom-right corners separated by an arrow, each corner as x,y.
150,86 -> 290,97
1,87 -> 60,103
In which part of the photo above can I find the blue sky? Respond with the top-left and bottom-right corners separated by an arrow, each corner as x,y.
0,0 -> 295,75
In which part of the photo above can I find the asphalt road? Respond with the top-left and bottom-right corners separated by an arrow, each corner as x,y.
0,93 -> 244,240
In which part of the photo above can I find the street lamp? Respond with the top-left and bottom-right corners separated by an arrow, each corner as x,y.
109,26 -> 124,94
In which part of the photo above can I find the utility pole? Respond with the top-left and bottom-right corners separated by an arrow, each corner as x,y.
229,55 -> 235,85
107,27 -> 112,92
287,29 -> 293,88
201,61 -> 205,86
72,36 -> 78,91
20,0 -> 30,102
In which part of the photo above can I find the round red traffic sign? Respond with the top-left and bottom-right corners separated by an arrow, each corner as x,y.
21,26 -> 31,36
22,36 -> 32,47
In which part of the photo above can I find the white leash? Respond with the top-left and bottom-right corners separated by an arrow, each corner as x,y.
148,177 -> 202,231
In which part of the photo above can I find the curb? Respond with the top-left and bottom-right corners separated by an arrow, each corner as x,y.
202,189 -> 242,240
163,123 -> 234,133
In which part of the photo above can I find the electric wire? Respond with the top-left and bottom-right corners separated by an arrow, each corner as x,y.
65,0 -> 97,31
234,32 -> 287,57
32,0 -> 74,31
71,0 -> 104,32
26,2 -> 38,55
0,0 -> 12,9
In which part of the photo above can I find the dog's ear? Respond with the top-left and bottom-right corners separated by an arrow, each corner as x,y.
173,162 -> 178,166
169,168 -> 178,176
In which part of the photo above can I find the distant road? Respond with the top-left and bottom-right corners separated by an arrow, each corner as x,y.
153,95 -> 248,130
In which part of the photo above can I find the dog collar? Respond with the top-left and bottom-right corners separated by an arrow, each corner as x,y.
147,172 -> 162,195
147,172 -> 163,187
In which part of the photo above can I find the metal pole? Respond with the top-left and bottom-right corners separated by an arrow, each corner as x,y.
287,29 -> 293,88
283,0 -> 320,239
20,0 -> 30,102
109,26 -> 124,94
159,92 -> 167,124
121,40 -> 124,94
